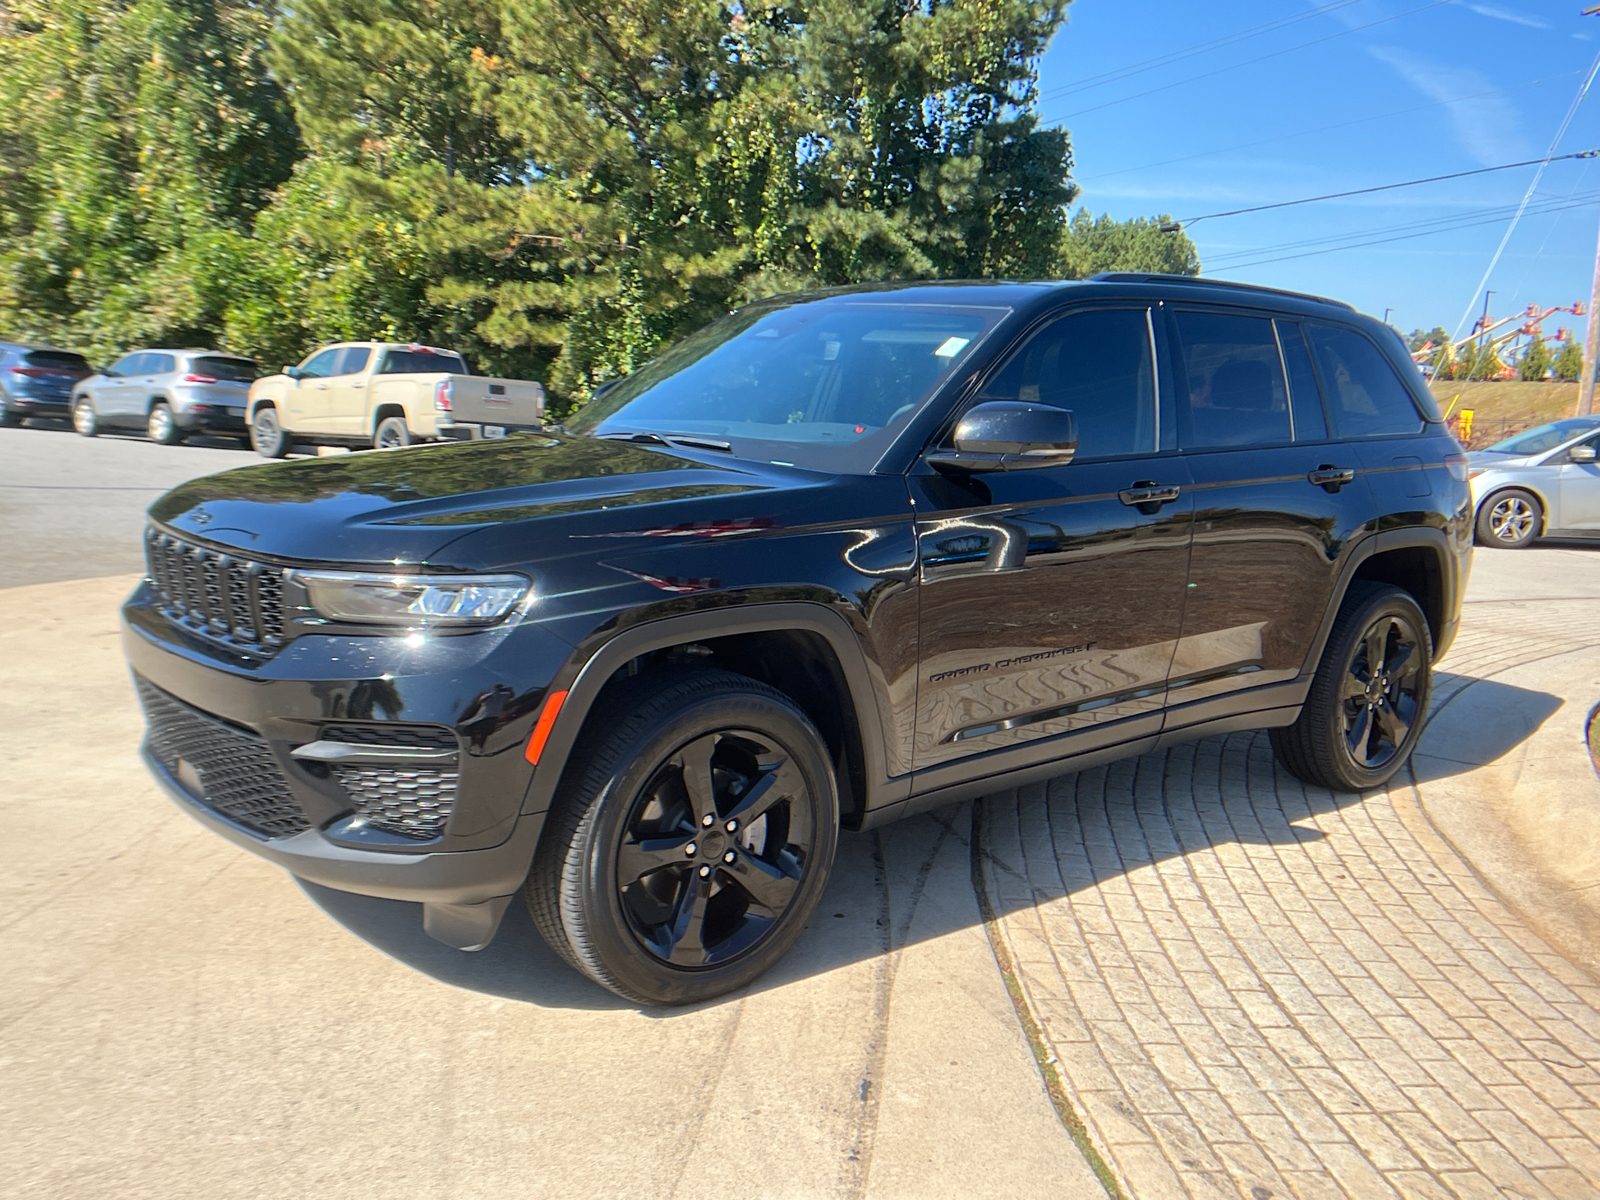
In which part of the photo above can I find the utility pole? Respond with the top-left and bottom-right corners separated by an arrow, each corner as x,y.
1582,5 -> 1600,414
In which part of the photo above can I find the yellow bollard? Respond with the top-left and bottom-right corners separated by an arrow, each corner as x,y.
1458,408 -> 1475,443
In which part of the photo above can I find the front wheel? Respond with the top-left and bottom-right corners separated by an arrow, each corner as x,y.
1271,582 -> 1432,792
251,406 -> 292,458
1475,488 -> 1541,549
526,669 -> 839,1005
73,397 -> 98,437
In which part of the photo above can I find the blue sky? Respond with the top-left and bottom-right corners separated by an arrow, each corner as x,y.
1036,1 -> 1600,340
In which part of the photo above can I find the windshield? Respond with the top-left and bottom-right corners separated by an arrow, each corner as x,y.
565,295 -> 1009,473
1486,418 -> 1600,456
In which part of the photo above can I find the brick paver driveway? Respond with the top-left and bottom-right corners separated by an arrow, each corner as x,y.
981,590 -> 1600,1199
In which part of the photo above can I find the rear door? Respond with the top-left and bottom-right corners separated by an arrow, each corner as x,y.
909,304 -> 1194,774
1166,308 -> 1372,729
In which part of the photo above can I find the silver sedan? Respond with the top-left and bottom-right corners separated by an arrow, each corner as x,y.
1468,416 -> 1600,548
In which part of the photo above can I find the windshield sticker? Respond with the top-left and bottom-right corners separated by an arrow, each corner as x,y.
934,336 -> 971,358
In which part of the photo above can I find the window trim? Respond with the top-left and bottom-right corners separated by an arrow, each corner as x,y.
1166,304 -> 1297,454
932,302 -> 1169,465
1272,318 -> 1335,446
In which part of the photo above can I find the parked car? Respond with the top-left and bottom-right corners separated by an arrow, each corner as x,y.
246,342 -> 545,457
72,349 -> 260,443
1467,416 -> 1600,548
0,343 -> 93,426
123,275 -> 1470,1005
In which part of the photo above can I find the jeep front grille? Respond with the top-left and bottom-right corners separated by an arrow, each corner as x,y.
144,526 -> 287,650
136,677 -> 309,839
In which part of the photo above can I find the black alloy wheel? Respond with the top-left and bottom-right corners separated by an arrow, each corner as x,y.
527,669 -> 838,1005
251,406 -> 291,458
1271,582 -> 1432,792
1475,488 -> 1541,549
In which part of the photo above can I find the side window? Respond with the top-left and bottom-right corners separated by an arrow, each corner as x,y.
336,346 -> 371,376
976,308 -> 1156,459
299,348 -> 341,379
1306,324 -> 1424,438
148,353 -> 176,375
1275,320 -> 1328,442
110,354 -> 144,376
1172,310 -> 1290,448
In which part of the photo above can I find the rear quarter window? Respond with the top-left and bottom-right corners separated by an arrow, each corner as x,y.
1306,324 -> 1424,439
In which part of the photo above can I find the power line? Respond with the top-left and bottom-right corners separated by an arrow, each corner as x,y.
1174,150 -> 1600,227
1451,46 -> 1600,340
1208,193 -> 1600,271
1044,0 -> 1451,123
1074,71 -> 1580,187
1204,189 -> 1600,267
1037,0 -> 1370,103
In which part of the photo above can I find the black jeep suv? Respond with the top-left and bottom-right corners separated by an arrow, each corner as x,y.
124,275 -> 1470,1004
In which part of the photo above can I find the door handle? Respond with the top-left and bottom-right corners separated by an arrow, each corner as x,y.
1119,481 -> 1181,514
1308,465 -> 1355,493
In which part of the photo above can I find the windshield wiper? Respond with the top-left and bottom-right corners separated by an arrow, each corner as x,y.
599,431 -> 733,453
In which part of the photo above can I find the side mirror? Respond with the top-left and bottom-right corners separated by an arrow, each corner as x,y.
593,377 -> 624,401
284,366 -> 304,381
101,368 -> 119,379
926,401 -> 1078,473
1570,445 -> 1597,463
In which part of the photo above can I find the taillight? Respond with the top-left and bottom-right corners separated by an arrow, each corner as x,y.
183,373 -> 218,384
1445,452 -> 1469,482
9,366 -> 53,377
434,379 -> 453,412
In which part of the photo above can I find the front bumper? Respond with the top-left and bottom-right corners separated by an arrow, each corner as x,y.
122,579 -> 575,921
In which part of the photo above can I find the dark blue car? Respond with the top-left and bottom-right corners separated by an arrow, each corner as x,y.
0,342 -> 94,426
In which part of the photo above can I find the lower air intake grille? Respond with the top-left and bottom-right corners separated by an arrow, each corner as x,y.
332,764 -> 458,841
136,677 -> 309,838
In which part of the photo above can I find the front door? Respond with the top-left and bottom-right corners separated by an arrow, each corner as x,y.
1558,429 -> 1600,531
910,305 -> 1194,774
321,345 -> 373,436
282,347 -> 342,432
1166,309 -> 1373,728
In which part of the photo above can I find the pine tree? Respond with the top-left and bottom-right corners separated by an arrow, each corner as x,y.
1518,336 -> 1551,381
1058,210 -> 1198,278
1554,340 -> 1585,382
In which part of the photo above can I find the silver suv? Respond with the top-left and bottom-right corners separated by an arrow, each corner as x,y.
72,349 -> 260,444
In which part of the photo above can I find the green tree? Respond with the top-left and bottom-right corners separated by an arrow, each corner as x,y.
1518,336 -> 1551,381
1057,209 -> 1198,278
1554,339 -> 1585,382
0,0 -> 300,358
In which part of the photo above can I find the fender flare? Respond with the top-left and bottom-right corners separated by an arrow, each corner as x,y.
1298,526 -> 1463,677
519,602 -> 903,821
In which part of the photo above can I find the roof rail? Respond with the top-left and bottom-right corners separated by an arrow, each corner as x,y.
1087,272 -> 1355,311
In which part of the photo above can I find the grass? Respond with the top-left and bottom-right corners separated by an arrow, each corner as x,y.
1427,381 -> 1582,448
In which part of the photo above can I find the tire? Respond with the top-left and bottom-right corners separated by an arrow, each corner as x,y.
72,396 -> 99,437
147,401 -> 182,445
526,669 -> 839,1006
0,390 -> 20,427
251,405 -> 292,458
1475,488 -> 1541,549
373,416 -> 412,450
1271,582 -> 1432,792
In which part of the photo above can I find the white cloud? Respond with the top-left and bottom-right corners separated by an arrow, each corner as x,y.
1459,2 -> 1551,29
1366,45 -> 1526,164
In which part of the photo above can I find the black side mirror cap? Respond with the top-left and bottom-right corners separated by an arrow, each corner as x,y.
926,401 -> 1078,473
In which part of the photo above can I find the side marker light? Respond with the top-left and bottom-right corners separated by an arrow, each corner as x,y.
525,690 -> 569,764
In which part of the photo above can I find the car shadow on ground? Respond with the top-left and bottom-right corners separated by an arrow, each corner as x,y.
299,672 -> 1567,1014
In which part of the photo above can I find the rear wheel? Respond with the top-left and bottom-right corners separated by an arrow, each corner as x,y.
251,406 -> 291,458
526,669 -> 839,1006
1271,582 -> 1432,792
1475,488 -> 1541,549
147,402 -> 182,445
72,397 -> 98,437
374,416 -> 412,450
0,391 -> 20,427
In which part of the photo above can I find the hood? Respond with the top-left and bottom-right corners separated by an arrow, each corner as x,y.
147,434 -> 792,567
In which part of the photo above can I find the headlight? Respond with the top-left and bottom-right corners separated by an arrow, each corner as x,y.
294,570 -> 531,627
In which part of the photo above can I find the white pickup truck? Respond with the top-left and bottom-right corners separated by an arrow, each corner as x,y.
246,341 -> 544,457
